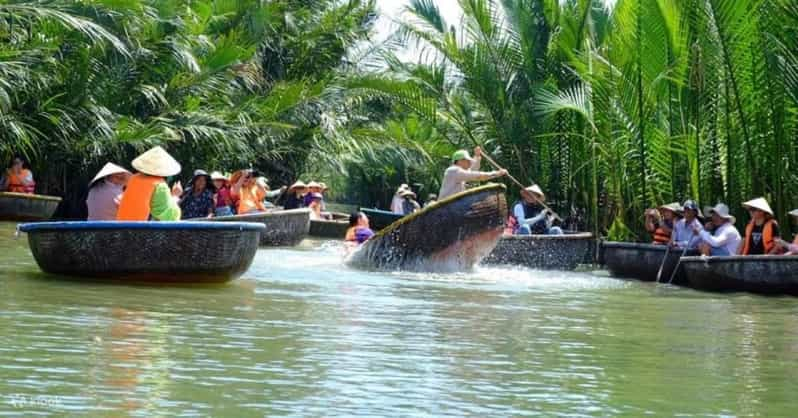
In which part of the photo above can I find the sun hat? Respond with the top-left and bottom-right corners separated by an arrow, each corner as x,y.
210,171 -> 228,182
658,202 -> 683,215
89,163 -> 131,187
524,184 -> 545,200
395,184 -> 409,195
319,182 -> 328,191
131,146 -> 181,177
707,203 -> 735,224
399,189 -> 416,198
307,181 -> 322,189
682,199 -> 703,217
789,209 -> 798,218
188,169 -> 215,192
288,181 -> 307,191
742,197 -> 774,216
451,149 -> 474,163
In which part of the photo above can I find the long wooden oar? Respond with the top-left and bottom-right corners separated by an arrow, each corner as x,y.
480,152 -> 562,222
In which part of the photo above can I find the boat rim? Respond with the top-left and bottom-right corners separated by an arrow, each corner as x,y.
372,183 -> 506,239
0,192 -> 62,202
681,254 -> 798,263
501,232 -> 593,240
18,221 -> 266,232
210,208 -> 311,221
601,241 -> 668,250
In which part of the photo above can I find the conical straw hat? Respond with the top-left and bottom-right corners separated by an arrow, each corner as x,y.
524,184 -> 545,200
288,181 -> 307,191
742,197 -> 774,216
131,146 -> 181,177
89,163 -> 131,187
788,209 -> 798,218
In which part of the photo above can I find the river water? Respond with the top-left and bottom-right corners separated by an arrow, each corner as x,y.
1,222 -> 797,416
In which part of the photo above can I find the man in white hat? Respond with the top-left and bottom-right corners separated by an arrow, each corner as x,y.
511,184 -> 562,235
86,162 -> 131,220
391,184 -> 410,214
438,147 -> 507,200
695,203 -> 741,256
739,197 -> 781,255
399,189 -> 421,215
117,146 -> 182,221
776,209 -> 798,255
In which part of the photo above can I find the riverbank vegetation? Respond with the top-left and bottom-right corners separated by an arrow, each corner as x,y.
2,0 -> 797,238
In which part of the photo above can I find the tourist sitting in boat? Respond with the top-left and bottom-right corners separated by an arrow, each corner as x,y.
116,146 -> 182,221
424,194 -> 437,207
2,156 -> 35,194
438,147 -> 506,200
179,170 -> 216,219
86,163 -> 131,221
231,169 -> 267,214
694,203 -> 741,256
345,211 -> 375,244
776,209 -> 798,255
645,203 -> 682,245
739,197 -> 782,255
303,181 -> 323,207
671,200 -> 703,248
307,192 -> 326,220
400,189 -> 421,215
283,181 -> 307,210
391,184 -> 409,214
211,171 -> 234,216
510,184 -> 563,235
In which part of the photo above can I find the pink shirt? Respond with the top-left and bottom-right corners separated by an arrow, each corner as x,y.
86,181 -> 124,220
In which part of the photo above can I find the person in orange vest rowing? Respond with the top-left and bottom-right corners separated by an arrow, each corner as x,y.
738,197 -> 781,255
1,156 -> 35,194
775,209 -> 798,255
116,146 -> 182,221
644,202 -> 682,245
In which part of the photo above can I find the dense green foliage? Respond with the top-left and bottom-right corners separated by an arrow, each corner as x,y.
0,0 -> 375,215
359,0 -> 798,238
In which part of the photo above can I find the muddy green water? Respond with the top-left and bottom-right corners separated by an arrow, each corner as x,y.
1,222 -> 797,416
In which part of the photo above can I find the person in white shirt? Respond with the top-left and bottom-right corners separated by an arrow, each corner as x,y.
438,147 -> 506,200
696,203 -> 741,256
775,209 -> 798,255
390,184 -> 409,214
672,200 -> 703,248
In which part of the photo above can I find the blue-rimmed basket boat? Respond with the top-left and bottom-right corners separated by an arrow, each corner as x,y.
601,242 -> 699,284
483,232 -> 596,270
209,208 -> 310,246
347,184 -> 507,272
360,208 -> 403,231
18,221 -> 264,283
0,192 -> 61,221
681,255 -> 798,295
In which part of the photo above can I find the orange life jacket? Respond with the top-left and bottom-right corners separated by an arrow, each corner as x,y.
116,174 -> 163,221
741,219 -> 777,255
6,169 -> 35,193
652,226 -> 671,245
235,185 -> 265,214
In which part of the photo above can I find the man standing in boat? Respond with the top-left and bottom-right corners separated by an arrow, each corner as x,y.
438,147 -> 507,200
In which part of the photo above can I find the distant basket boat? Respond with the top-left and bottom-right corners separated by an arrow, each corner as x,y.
601,241 -> 699,284
209,209 -> 310,246
483,232 -> 596,270
681,255 -> 798,295
347,184 -> 507,272
309,212 -> 350,239
18,221 -> 264,283
360,208 -> 403,231
0,192 -> 61,221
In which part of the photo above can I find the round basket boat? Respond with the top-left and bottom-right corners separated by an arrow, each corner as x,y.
360,208 -> 403,232
347,184 -> 507,272
18,221 -> 264,283
681,255 -> 798,295
209,209 -> 310,246
483,232 -> 596,270
601,241 -> 699,284
0,192 -> 61,221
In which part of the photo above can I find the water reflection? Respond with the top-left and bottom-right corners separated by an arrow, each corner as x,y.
1,223 -> 798,416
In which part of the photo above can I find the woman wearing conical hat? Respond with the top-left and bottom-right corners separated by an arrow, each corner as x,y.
739,197 -> 781,255
116,146 -> 182,221
283,181 -> 306,210
86,163 -> 131,221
